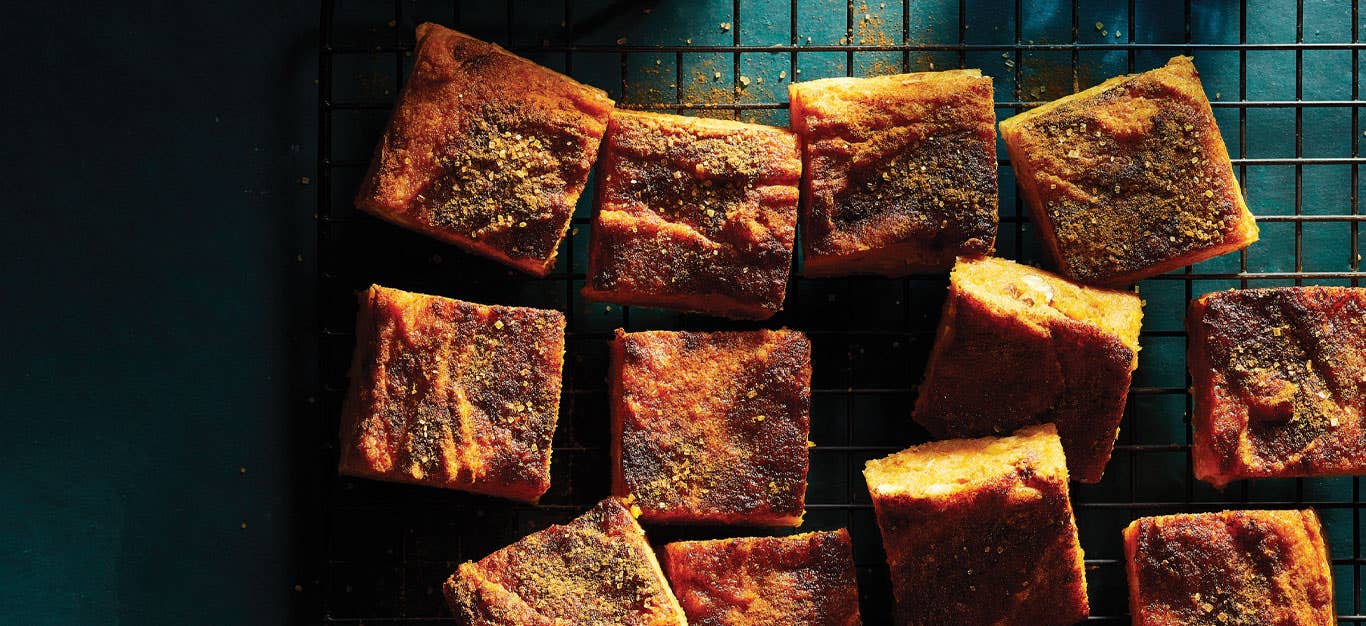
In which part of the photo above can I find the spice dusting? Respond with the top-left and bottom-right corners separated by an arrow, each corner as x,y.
791,70 -> 998,275
1000,56 -> 1256,285
354,24 -> 612,275
418,110 -> 574,260
663,531 -> 862,624
445,498 -> 687,624
338,285 -> 566,502
613,330 -> 811,525
584,110 -> 800,319
1191,287 -> 1366,486
1125,510 -> 1334,625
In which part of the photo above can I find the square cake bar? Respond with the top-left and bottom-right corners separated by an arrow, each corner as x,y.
662,530 -> 862,625
789,69 -> 998,277
338,284 -> 565,502
584,110 -> 801,319
611,328 -> 811,525
1000,56 -> 1257,286
1189,286 -> 1366,488
355,23 -> 614,276
864,424 -> 1089,625
913,256 -> 1143,482
445,497 -> 688,625
1124,509 -> 1334,625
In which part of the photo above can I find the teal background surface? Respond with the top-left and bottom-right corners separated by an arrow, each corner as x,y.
2,2 -> 316,623
4,0 -> 1365,623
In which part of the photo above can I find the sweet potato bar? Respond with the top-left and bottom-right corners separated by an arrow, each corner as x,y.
912,256 -> 1143,482
444,497 -> 688,626
338,285 -> 565,502
999,56 -> 1257,286
1123,509 -> 1334,626
611,329 -> 811,525
662,530 -> 862,626
1189,286 -> 1366,488
583,110 -> 802,319
789,70 -> 998,277
355,23 -> 614,276
864,424 -> 1088,625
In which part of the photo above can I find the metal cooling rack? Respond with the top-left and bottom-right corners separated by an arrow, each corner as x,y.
316,0 -> 1366,622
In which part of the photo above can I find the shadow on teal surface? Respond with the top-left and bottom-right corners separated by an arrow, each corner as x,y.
2,2 -> 318,624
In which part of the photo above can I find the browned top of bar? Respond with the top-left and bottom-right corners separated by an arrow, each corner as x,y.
338,285 -> 565,502
445,498 -> 687,626
662,530 -> 862,625
584,110 -> 801,319
612,329 -> 811,525
1190,286 -> 1366,487
355,23 -> 614,275
864,424 -> 1089,625
999,56 -> 1256,286
789,70 -> 997,270
1124,509 -> 1334,626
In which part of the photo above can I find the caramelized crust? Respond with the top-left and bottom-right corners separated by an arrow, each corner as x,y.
999,56 -> 1257,286
789,70 -> 998,277
338,285 -> 565,502
583,110 -> 802,319
1123,509 -> 1334,626
355,23 -> 614,276
611,329 -> 811,525
444,497 -> 688,626
662,530 -> 862,626
864,424 -> 1089,626
913,257 -> 1143,482
1189,287 -> 1366,488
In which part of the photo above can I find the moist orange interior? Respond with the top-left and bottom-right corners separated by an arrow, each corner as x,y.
864,423 -> 1066,500
953,256 -> 1142,355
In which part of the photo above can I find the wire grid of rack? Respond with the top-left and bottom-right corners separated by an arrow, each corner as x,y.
316,0 -> 1365,622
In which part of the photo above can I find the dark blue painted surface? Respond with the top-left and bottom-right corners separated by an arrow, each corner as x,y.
1,2 -> 315,623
